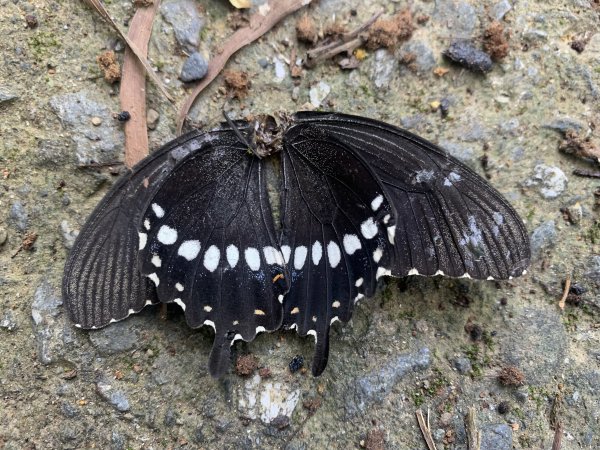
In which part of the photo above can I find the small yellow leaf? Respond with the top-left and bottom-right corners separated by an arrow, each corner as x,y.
230,0 -> 252,8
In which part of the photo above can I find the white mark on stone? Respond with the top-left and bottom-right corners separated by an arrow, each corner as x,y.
327,241 -> 341,268
361,217 -> 378,239
245,247 -> 261,271
138,232 -> 147,250
293,246 -> 308,270
312,241 -> 323,265
371,194 -> 384,211
178,240 -> 201,261
343,234 -> 361,255
226,244 -> 239,268
203,245 -> 220,272
152,203 -> 165,218
157,225 -> 177,245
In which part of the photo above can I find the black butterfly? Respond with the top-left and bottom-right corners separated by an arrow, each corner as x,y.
63,112 -> 530,377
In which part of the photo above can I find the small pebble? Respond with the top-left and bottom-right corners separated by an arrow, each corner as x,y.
180,52 -> 209,82
25,14 -> 38,29
0,227 -> 7,245
116,111 -> 131,122
443,41 -> 493,73
289,355 -> 304,373
91,116 -> 102,126
147,109 -> 160,130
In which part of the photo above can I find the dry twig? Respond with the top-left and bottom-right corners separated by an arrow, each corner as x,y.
464,407 -> 481,450
120,1 -> 160,168
176,0 -> 313,134
551,422 -> 563,450
573,168 -> 600,178
83,0 -> 174,104
415,409 -> 437,450
558,274 -> 571,310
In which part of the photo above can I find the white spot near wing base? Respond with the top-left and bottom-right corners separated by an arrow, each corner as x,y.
371,194 -> 383,211
343,234 -> 361,255
203,245 -> 220,272
293,246 -> 308,270
312,241 -> 323,265
157,225 -> 177,245
245,247 -> 261,271
361,217 -> 378,239
178,240 -> 201,261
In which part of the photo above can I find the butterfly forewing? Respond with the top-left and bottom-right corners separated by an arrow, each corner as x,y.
291,112 -> 531,280
138,130 -> 288,377
280,123 -> 395,375
63,131 -> 211,329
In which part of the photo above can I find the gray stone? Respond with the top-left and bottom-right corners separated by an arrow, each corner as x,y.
309,81 -> 331,108
503,308 -> 566,384
584,256 -> 600,287
490,0 -> 512,21
49,91 -> 124,165
111,431 -> 126,450
530,220 -> 556,258
444,41 -> 493,73
0,87 -> 18,104
434,1 -> 479,36
452,356 -> 472,374
523,29 -> 548,43
439,141 -> 477,166
524,164 -> 568,199
499,118 -> 520,136
399,41 -> 436,73
9,201 -> 28,232
31,282 -> 64,364
96,381 -> 130,412
543,117 -> 585,133
88,321 -> 138,355
60,220 -> 78,250
237,374 -> 301,424
370,49 -> 396,89
161,0 -> 204,53
164,408 -> 178,427
480,423 -> 512,450
0,310 -> 18,331
61,402 -> 79,419
35,139 -> 75,167
342,348 -> 431,417
179,52 -> 208,82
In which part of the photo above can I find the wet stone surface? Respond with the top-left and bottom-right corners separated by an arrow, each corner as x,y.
1,0 -> 599,448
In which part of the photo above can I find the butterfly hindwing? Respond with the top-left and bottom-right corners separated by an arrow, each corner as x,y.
280,123 -> 395,375
138,128 -> 288,377
63,131 -> 211,329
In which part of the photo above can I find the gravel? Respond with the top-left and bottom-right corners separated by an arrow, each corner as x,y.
180,52 -> 209,82
161,0 -> 205,53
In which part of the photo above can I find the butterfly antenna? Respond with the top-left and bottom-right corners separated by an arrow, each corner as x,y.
222,111 -> 261,158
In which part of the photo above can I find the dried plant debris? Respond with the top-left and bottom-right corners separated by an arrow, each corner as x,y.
559,129 -> 600,164
365,9 -> 414,50
296,14 -> 318,44
223,70 -> 250,98
483,21 -> 509,61
235,354 -> 258,376
363,429 -> 386,450
133,0 -> 154,7
228,10 -> 250,30
97,50 -> 121,83
443,41 -> 493,73
498,366 -> 526,386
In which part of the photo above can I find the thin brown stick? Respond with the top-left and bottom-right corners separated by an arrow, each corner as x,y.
415,409 -> 438,450
120,1 -> 160,168
176,0 -> 313,134
551,422 -> 563,450
573,168 -> 600,178
464,407 -> 481,450
558,274 -> 571,310
83,0 -> 174,103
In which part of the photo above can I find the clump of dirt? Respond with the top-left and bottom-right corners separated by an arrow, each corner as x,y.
133,0 -> 154,7
223,69 -> 251,99
302,396 -> 322,413
96,50 -> 120,83
365,9 -> 414,50
559,129 -> 600,163
363,429 -> 386,450
235,354 -> 258,376
483,21 -> 509,61
323,21 -> 347,40
498,366 -> 526,386
296,14 -> 318,44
